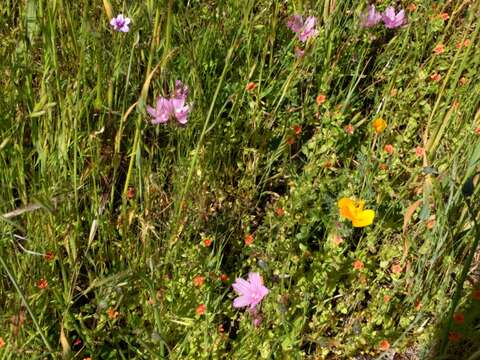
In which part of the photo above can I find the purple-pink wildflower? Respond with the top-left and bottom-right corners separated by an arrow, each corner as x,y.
147,97 -> 173,124
287,15 -> 318,43
382,7 -> 406,29
110,14 -> 131,33
232,272 -> 269,310
147,80 -> 191,125
360,5 -> 382,28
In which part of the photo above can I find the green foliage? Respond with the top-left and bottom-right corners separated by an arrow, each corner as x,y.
1,0 -> 480,359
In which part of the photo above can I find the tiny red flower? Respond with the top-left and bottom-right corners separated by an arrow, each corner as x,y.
407,3 -> 417,12
438,12 -> 449,21
196,304 -> 206,315
37,278 -> 48,289
246,82 -> 257,92
107,307 -> 119,319
430,72 -> 442,82
379,339 -> 390,351
126,186 -> 135,199
475,127 -> 480,136
379,163 -> 388,171
353,260 -> 364,270
415,146 -> 425,157
275,207 -> 285,217
44,251 -> 55,262
344,124 -> 354,134
384,144 -> 394,155
453,312 -> 465,324
433,43 -> 445,54
448,331 -> 461,342
286,137 -> 295,145
73,339 -> 82,346
292,124 -> 302,136
203,238 -> 212,247
0,337 -> 5,348
383,295 -> 391,303
219,273 -> 229,282
244,234 -> 254,246
193,276 -> 205,287
391,264 -> 402,274
316,94 -> 326,106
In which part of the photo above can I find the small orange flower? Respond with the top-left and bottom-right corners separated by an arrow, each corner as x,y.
44,251 -> 55,262
475,127 -> 480,136
379,163 -> 388,171
448,331 -> 461,342
415,146 -> 425,157
286,137 -> 295,145
438,12 -> 449,20
433,43 -> 445,54
390,88 -> 398,97
391,264 -> 402,274
36,278 -> 48,289
193,276 -> 205,287
219,273 -> 229,282
107,307 -> 119,320
0,337 -> 5,348
459,77 -> 467,86
407,3 -> 417,12
316,94 -> 327,106
353,260 -> 364,270
275,207 -> 285,217
372,118 -> 387,134
338,198 -> 375,227
379,339 -> 390,351
472,289 -> 480,300
196,304 -> 206,315
292,124 -> 302,136
244,234 -> 254,246
430,72 -> 442,82
463,39 -> 471,47
452,100 -> 460,109
83,358 -> 92,360
218,324 -> 225,333
126,186 -> 135,199
453,312 -> 465,324
384,295 -> 391,303
245,82 -> 257,92
344,124 -> 354,134
384,144 -> 394,155
203,238 -> 212,247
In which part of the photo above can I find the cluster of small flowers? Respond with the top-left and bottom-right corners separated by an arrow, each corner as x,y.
109,14 -> 191,125
360,5 -> 406,29
146,80 -> 191,125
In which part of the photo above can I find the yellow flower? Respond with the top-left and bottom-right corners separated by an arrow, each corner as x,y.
372,118 -> 387,134
338,198 -> 375,227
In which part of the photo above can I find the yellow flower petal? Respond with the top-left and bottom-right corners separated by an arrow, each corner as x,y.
352,210 -> 375,227
372,118 -> 387,134
338,198 -> 355,220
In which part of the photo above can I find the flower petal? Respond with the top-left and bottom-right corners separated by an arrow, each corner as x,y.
338,198 -> 355,220
352,209 -> 375,227
248,272 -> 263,287
233,295 -> 251,308
232,278 -> 251,296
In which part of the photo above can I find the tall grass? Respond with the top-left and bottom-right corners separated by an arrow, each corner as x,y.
1,0 -> 479,358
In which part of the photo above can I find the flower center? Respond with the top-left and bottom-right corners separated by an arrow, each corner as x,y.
250,292 -> 261,301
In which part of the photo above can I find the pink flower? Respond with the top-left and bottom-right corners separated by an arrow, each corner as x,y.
110,14 -> 131,33
232,272 -> 269,309
147,80 -> 191,125
147,97 -> 173,124
287,15 -> 304,33
360,5 -> 382,28
287,15 -> 318,43
382,7 -> 406,29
